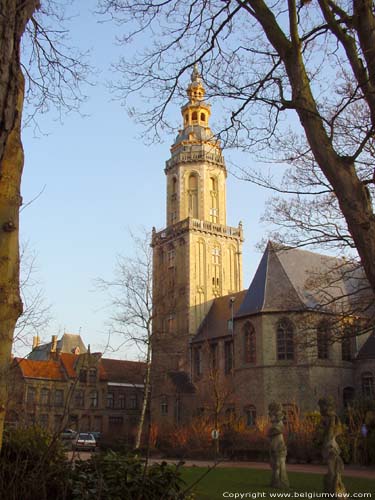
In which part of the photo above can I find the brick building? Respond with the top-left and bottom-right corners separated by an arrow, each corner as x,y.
6,337 -> 145,441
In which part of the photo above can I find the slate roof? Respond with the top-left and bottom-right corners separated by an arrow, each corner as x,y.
357,333 -> 375,360
236,242 -> 372,318
28,333 -> 87,361
101,358 -> 146,385
168,371 -> 196,394
193,290 -> 247,342
14,358 -> 65,381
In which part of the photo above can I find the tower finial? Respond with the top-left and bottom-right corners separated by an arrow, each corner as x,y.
191,63 -> 201,83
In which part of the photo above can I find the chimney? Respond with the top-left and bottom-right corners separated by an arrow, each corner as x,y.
50,335 -> 58,353
32,336 -> 40,350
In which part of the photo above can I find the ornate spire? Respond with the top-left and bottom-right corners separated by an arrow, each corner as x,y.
187,64 -> 205,104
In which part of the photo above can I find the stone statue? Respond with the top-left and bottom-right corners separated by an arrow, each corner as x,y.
318,397 -> 346,494
268,402 -> 289,489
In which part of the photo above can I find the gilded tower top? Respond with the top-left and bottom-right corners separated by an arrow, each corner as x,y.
186,64 -> 205,104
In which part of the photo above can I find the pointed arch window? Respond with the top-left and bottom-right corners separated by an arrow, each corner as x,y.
243,322 -> 256,364
276,319 -> 294,360
212,246 -> 221,291
362,372 -> 374,399
188,174 -> 198,218
209,177 -> 218,223
317,320 -> 330,360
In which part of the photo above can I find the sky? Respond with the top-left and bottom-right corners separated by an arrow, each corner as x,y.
18,3 -> 271,358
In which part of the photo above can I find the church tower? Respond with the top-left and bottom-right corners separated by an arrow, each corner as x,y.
152,66 -> 243,376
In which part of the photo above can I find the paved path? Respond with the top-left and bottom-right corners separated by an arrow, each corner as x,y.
148,458 -> 375,480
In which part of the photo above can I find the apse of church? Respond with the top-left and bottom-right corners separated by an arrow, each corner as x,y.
152,66 -> 243,372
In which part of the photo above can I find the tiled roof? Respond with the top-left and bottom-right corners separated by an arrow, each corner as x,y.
14,358 -> 65,381
236,242 -> 372,318
28,333 -> 87,361
357,333 -> 375,360
168,371 -> 196,394
101,358 -> 146,385
59,353 -> 108,380
193,290 -> 247,342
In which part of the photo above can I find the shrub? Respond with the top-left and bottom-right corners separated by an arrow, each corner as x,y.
0,426 -> 70,500
69,451 -> 190,499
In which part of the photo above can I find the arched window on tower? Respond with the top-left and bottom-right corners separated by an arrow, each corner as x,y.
362,372 -> 374,399
200,112 -> 206,123
211,245 -> 221,294
171,176 -> 177,224
188,174 -> 198,218
276,319 -> 294,360
192,111 -> 198,122
209,177 -> 218,223
243,321 -> 256,364
317,320 -> 330,360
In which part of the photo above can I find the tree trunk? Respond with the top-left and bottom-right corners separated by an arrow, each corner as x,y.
0,1 -> 39,451
247,0 -> 375,296
135,338 -> 152,450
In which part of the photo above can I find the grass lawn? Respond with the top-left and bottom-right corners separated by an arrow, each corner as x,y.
180,467 -> 375,500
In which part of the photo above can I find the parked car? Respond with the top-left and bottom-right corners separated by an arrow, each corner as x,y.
89,431 -> 101,445
60,429 -> 77,440
73,432 -> 96,452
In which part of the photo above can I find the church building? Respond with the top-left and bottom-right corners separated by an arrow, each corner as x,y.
151,67 -> 375,428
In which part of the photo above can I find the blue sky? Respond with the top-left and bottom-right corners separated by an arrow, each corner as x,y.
19,3 -> 270,358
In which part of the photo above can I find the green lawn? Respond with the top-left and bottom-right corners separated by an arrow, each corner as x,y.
181,467 -> 375,500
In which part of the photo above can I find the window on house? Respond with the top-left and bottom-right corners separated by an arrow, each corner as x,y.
26,386 -> 36,404
194,346 -> 202,377
79,369 -> 87,383
276,319 -> 294,360
109,416 -> 123,426
362,372 -> 374,399
106,392 -> 114,409
343,387 -> 355,408
224,341 -> 233,374
245,405 -> 257,427
40,388 -> 50,405
88,368 -> 97,384
39,414 -> 49,428
317,321 -> 330,359
243,322 -> 256,364
54,390 -> 64,407
89,390 -> 98,408
210,343 -> 217,371
129,394 -> 137,410
118,394 -> 126,409
74,390 -> 84,408
161,399 -> 168,416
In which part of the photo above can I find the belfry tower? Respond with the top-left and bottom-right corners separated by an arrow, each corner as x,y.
152,66 -> 243,376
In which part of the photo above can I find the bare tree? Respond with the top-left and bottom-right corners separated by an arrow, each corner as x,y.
98,0 -> 375,298
97,230 -> 153,450
0,1 -> 89,450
